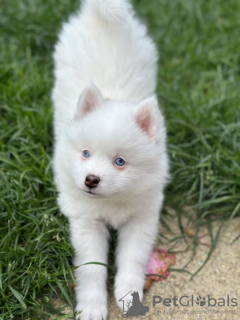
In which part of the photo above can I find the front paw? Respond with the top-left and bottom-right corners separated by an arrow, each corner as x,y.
75,303 -> 108,320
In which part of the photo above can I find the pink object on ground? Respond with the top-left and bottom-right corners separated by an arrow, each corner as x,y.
144,249 -> 176,290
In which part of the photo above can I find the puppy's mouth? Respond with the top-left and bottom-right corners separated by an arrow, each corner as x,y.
84,190 -> 103,198
86,190 -> 97,195
80,187 -> 114,198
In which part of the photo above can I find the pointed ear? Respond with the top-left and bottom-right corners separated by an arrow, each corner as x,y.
75,83 -> 103,118
135,96 -> 163,141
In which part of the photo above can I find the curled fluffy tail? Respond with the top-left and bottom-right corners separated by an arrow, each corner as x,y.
83,0 -> 133,25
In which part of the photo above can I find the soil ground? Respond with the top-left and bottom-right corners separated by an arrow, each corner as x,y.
51,215 -> 240,320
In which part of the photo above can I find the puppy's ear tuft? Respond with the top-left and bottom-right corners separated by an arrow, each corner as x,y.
75,83 -> 103,118
135,96 -> 164,142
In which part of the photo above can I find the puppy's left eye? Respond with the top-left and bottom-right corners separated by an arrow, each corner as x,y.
114,157 -> 125,166
83,150 -> 90,158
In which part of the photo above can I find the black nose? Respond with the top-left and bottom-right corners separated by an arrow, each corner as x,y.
85,175 -> 100,188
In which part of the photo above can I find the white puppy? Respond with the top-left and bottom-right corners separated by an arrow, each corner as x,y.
52,0 -> 169,319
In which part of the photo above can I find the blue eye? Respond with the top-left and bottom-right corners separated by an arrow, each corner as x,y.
83,150 -> 90,158
114,157 -> 125,166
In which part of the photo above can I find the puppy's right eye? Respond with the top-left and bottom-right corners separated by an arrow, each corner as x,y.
82,150 -> 90,158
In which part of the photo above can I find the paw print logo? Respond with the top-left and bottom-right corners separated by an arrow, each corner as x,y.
196,296 -> 206,306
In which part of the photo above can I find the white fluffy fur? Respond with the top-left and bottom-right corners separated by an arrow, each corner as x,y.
52,0 -> 169,319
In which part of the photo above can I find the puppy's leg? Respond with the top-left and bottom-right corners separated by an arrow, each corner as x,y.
114,210 -> 159,309
70,219 -> 109,320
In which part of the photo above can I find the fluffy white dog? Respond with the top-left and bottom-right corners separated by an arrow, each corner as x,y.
52,0 -> 169,319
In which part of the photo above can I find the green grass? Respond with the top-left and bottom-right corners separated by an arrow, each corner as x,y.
1,0 -> 240,318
